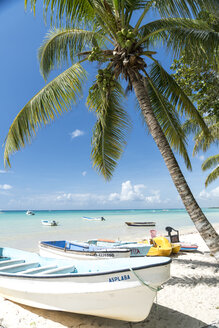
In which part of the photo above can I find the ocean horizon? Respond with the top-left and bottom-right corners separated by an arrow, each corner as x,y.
1,208 -> 219,251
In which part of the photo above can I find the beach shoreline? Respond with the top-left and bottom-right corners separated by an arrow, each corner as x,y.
0,225 -> 218,328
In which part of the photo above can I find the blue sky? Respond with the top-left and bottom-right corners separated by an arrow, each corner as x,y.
0,1 -> 218,210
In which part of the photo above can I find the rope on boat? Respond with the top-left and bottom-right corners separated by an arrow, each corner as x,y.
129,267 -> 163,292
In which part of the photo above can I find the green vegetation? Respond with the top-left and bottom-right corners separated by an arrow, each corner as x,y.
4,0 -> 219,258
171,10 -> 219,187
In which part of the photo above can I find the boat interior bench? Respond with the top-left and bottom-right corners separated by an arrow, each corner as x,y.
0,257 -> 77,275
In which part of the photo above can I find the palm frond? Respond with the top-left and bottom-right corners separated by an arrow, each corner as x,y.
146,76 -> 192,170
193,121 -> 219,155
202,154 -> 219,171
182,119 -> 202,135
202,155 -> 219,187
4,63 -> 86,167
148,61 -> 208,134
25,0 -> 95,25
153,0 -> 219,19
38,27 -> 104,79
138,18 -> 219,64
164,20 -> 219,64
87,79 -> 130,180
204,166 -> 219,187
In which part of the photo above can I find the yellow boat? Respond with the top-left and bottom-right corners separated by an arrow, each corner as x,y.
171,243 -> 181,254
140,237 -> 172,256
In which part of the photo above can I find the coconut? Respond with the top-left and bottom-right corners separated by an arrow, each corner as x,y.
125,40 -> 132,47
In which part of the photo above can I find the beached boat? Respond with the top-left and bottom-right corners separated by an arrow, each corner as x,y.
125,221 -> 156,227
180,243 -> 198,252
83,216 -> 106,221
87,239 -> 151,257
41,220 -> 58,226
165,226 -> 198,252
26,210 -> 35,216
39,240 -> 131,259
145,237 -> 172,257
0,246 -> 171,322
145,230 -> 181,255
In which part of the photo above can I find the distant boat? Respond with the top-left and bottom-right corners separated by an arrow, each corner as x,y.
26,210 -> 35,216
125,222 -> 156,227
41,220 -> 58,226
83,216 -> 106,221
0,246 -> 171,322
39,240 -> 130,260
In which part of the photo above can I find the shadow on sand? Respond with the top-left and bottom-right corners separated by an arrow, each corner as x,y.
13,302 -> 208,328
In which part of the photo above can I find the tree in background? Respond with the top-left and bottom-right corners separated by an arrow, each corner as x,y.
4,0 -> 219,258
171,9 -> 219,187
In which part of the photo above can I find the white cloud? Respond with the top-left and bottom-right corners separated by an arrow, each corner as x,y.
108,180 -> 161,204
145,190 -> 161,203
56,193 -> 106,204
82,171 -> 87,176
0,170 -> 6,174
70,129 -> 84,139
0,184 -> 12,190
197,155 -> 205,161
55,180 -> 162,206
199,186 -> 219,200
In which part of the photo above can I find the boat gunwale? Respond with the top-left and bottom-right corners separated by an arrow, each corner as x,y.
125,222 -> 156,226
0,258 -> 171,279
39,242 -> 131,254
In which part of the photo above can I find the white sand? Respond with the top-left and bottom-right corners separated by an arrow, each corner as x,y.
0,227 -> 218,328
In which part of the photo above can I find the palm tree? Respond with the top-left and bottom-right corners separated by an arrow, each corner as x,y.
184,117 -> 219,187
4,0 -> 219,258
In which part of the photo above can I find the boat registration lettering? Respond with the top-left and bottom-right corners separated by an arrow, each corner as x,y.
95,253 -> 115,257
109,274 -> 130,282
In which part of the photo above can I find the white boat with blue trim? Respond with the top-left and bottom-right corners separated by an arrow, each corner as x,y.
0,246 -> 171,322
87,239 -> 151,257
83,216 -> 106,221
41,220 -> 58,226
26,210 -> 35,216
39,240 -> 131,259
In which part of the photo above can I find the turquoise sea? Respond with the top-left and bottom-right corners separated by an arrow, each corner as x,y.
0,208 -> 219,251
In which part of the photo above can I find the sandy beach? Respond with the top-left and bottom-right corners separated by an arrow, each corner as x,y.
0,225 -> 218,328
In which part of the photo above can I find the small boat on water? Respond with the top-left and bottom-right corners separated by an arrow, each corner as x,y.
83,216 -> 106,221
0,246 -> 171,322
39,240 -> 131,259
26,210 -> 35,216
125,221 -> 156,227
41,220 -> 58,226
87,239 -> 151,257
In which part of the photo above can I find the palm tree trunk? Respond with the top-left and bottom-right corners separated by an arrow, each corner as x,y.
130,72 -> 219,260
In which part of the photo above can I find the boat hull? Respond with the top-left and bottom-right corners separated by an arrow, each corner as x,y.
0,247 -> 171,322
39,241 -> 131,260
88,240 -> 151,257
180,244 -> 198,252
125,222 -> 156,227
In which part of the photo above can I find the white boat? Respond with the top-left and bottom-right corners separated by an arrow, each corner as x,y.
39,240 -> 131,260
0,246 -> 171,322
41,220 -> 58,226
26,210 -> 35,215
87,239 -> 151,257
83,216 -> 106,221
